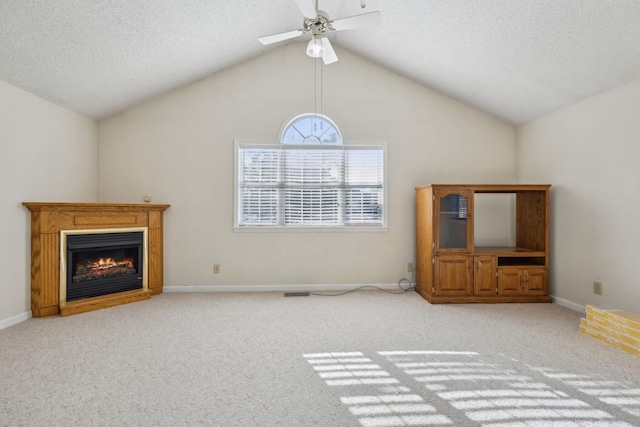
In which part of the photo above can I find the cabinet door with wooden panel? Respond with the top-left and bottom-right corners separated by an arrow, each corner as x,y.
498,268 -> 522,295
474,255 -> 496,296
522,268 -> 547,295
434,255 -> 472,296
498,267 -> 547,296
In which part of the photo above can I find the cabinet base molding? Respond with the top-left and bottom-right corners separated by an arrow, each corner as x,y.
415,287 -> 551,304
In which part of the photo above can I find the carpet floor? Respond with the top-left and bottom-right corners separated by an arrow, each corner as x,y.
1,290 -> 639,426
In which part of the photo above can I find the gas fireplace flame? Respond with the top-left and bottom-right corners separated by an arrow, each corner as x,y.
73,255 -> 137,283
92,257 -> 134,270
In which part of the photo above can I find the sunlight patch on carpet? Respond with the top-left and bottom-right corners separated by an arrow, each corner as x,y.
304,351 -> 640,427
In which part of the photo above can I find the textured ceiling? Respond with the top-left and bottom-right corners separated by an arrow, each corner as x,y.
1,0 -> 640,125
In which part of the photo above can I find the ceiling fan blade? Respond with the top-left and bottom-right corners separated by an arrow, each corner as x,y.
295,0 -> 317,18
258,29 -> 305,45
321,37 -> 338,65
331,11 -> 381,31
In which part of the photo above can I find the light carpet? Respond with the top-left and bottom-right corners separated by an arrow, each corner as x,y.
1,291 -> 639,426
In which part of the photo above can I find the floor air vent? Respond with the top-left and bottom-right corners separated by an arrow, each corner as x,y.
284,292 -> 310,297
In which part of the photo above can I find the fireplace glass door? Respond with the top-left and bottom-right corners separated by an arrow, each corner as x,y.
66,232 -> 144,301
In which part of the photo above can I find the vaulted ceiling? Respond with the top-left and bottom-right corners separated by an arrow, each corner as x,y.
1,0 -> 639,125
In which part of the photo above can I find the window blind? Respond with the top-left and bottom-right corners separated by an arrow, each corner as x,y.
238,143 -> 385,228
239,148 -> 280,225
344,148 -> 383,225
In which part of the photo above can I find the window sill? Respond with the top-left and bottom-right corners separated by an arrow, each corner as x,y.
233,225 -> 389,233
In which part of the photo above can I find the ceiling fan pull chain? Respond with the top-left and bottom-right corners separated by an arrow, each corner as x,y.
361,0 -> 366,9
320,57 -> 323,121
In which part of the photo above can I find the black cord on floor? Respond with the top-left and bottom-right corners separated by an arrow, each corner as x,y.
310,268 -> 415,297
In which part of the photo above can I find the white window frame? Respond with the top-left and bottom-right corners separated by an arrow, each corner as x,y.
233,139 -> 388,232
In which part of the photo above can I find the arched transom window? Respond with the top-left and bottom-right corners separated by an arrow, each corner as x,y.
280,114 -> 341,145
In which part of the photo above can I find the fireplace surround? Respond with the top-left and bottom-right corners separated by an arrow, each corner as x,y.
23,202 -> 169,317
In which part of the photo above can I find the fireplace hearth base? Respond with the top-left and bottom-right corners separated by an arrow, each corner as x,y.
60,288 -> 152,317
23,202 -> 170,317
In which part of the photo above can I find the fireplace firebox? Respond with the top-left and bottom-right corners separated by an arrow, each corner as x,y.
62,229 -> 148,302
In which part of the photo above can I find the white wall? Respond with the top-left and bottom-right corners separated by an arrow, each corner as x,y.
98,43 -> 515,289
517,79 -> 640,313
0,80 -> 97,327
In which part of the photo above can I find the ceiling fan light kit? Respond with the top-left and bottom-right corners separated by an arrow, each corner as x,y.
258,0 -> 380,65
306,36 -> 325,58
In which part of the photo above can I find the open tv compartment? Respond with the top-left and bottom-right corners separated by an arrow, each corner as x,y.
415,184 -> 551,304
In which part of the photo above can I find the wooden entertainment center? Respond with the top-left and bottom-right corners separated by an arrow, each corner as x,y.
415,184 -> 551,304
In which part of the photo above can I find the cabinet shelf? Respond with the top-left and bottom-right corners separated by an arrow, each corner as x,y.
474,247 -> 545,256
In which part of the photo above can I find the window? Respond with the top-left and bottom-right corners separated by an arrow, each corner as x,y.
235,114 -> 386,230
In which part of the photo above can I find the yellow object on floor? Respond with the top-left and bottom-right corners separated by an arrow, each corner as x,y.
580,305 -> 640,357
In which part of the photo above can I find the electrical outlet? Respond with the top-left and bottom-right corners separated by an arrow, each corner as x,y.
407,262 -> 414,272
214,264 -> 220,274
593,281 -> 603,295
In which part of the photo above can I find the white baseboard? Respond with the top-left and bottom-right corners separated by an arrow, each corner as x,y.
164,283 -> 405,293
0,310 -> 32,330
0,293 -> 582,327
550,295 -> 585,313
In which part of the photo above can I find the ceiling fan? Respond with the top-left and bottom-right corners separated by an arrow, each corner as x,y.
258,0 -> 381,65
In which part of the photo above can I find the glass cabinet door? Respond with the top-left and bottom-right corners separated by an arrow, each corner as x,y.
437,192 -> 471,250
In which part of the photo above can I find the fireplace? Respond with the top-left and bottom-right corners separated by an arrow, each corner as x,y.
60,228 -> 148,305
24,202 -> 169,317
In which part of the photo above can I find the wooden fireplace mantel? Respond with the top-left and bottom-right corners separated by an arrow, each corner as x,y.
23,202 -> 170,317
